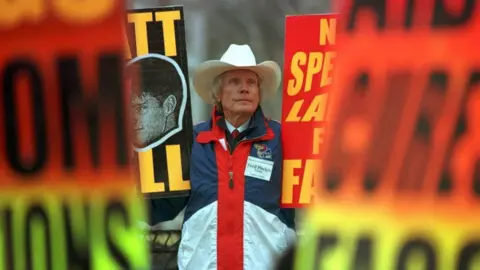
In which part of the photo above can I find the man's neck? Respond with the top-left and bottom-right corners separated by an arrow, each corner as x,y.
223,111 -> 251,128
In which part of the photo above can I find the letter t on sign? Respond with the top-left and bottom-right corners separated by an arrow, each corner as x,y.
155,11 -> 181,57
127,12 -> 153,56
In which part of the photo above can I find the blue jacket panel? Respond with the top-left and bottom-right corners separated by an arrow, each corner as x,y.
149,108 -> 295,230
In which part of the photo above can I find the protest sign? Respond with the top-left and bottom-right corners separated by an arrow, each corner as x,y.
0,0 -> 149,269
294,0 -> 480,268
281,14 -> 337,207
126,6 -> 193,198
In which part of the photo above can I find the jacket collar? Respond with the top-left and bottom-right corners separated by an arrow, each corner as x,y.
224,119 -> 250,134
196,106 -> 274,144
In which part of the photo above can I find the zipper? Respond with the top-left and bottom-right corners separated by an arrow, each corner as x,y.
227,133 -> 266,190
229,171 -> 234,189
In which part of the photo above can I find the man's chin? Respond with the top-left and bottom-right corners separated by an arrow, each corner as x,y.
233,104 -> 257,114
132,140 -> 150,150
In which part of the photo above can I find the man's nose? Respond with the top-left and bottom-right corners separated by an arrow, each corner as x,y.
239,81 -> 250,94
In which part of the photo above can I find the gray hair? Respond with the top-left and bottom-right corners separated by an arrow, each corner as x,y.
212,74 -> 225,112
211,71 -> 262,113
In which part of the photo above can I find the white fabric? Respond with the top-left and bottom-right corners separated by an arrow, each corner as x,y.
243,202 -> 297,270
178,202 -> 218,270
192,44 -> 281,104
225,119 -> 250,134
177,201 -> 296,270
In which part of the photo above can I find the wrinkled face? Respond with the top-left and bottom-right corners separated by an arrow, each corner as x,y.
131,92 -> 167,147
218,69 -> 260,114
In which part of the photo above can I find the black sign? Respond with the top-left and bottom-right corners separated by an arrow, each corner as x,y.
126,6 -> 193,198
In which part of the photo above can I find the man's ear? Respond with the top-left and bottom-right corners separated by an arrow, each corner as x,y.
212,92 -> 222,104
163,94 -> 177,115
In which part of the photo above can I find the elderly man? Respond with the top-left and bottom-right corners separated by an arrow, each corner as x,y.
149,44 -> 296,270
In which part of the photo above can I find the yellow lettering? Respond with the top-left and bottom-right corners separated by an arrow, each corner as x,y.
138,150 -> 165,193
305,52 -> 323,92
285,100 -> 303,122
137,145 -> 190,194
0,0 -> 44,28
312,127 -> 325,155
287,51 -> 335,95
155,11 -> 181,57
0,0 -> 115,28
321,52 -> 336,87
166,145 -> 191,191
124,25 -> 132,59
281,160 -> 302,204
320,18 -> 336,45
0,219 -> 4,266
53,0 -> 115,24
404,252 -> 431,269
31,217 -> 48,268
127,12 -> 153,56
287,52 -> 306,96
298,159 -> 321,204
302,93 -> 329,122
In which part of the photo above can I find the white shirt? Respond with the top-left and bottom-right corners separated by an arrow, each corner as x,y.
225,119 -> 250,134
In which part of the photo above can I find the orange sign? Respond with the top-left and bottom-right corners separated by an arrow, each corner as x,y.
0,1 -> 148,268
280,14 -> 337,208
295,0 -> 480,268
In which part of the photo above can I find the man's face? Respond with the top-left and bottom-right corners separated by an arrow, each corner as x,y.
131,92 -> 167,147
219,70 -> 260,114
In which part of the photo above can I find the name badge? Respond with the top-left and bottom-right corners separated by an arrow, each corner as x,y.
244,156 -> 274,181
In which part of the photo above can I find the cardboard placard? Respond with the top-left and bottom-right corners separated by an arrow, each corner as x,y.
0,0 -> 148,268
280,14 -> 337,208
126,6 -> 193,199
295,0 -> 480,268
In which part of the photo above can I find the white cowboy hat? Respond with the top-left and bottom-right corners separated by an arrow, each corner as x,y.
193,44 -> 281,104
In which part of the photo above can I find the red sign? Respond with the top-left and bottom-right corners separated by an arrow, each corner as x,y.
293,0 -> 480,268
0,1 -> 149,268
280,14 -> 338,208
323,0 -> 480,205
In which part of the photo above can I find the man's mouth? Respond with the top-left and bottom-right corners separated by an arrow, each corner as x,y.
134,127 -> 143,131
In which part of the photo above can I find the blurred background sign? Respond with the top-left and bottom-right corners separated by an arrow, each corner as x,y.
295,0 -> 480,268
0,0 -> 149,268
280,13 -> 337,208
126,6 -> 193,199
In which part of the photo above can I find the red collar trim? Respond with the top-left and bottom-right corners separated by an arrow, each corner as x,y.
196,106 -> 274,143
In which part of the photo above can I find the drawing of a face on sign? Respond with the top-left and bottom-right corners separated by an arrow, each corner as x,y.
126,53 -> 188,151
